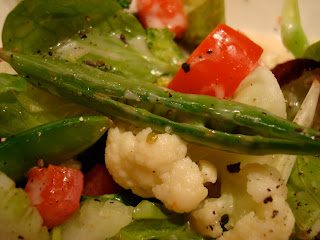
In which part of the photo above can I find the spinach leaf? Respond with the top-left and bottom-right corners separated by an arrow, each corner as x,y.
2,0 -> 123,54
0,116 -> 110,184
117,219 -> 187,240
287,155 -> 320,239
3,0 -> 184,83
81,190 -> 144,207
0,73 -> 96,137
116,0 -> 132,9
113,200 -> 206,240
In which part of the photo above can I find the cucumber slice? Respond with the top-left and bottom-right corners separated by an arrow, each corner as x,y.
0,171 -> 49,240
56,198 -> 134,240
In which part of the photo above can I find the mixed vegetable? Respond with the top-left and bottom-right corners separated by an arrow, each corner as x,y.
0,0 -> 320,239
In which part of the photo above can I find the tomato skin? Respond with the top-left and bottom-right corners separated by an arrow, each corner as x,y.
167,24 -> 263,99
82,164 -> 122,196
25,164 -> 84,229
137,0 -> 187,38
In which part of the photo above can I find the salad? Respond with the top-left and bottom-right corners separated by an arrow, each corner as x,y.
0,0 -> 320,239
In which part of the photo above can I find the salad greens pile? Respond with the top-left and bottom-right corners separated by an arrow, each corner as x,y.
1,0 -> 320,239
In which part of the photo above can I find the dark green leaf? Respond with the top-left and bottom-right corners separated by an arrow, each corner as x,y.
116,0 -> 131,8
0,116 -> 111,184
0,73 -> 27,93
117,219 -> 186,240
3,0 -> 183,83
287,155 -> 320,239
2,0 -> 123,54
81,190 -> 144,207
0,73 -> 97,137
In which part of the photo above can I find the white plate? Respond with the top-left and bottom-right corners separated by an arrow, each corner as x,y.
0,0 -> 319,68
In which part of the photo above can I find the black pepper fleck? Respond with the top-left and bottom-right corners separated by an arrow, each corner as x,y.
181,62 -> 190,73
272,210 -> 279,218
264,196 -> 273,204
227,162 -> 241,173
120,34 -> 127,44
83,60 -> 97,67
78,32 -> 87,39
96,60 -> 105,67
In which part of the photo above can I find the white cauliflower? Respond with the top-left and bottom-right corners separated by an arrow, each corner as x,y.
189,194 -> 234,238
189,163 -> 295,240
105,127 -> 214,213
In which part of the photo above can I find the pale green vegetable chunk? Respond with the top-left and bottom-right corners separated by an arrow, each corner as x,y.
55,199 -> 134,240
0,171 -> 49,240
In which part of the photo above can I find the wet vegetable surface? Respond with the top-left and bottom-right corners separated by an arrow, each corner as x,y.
0,115 -> 111,184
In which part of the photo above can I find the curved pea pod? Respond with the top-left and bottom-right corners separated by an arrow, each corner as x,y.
0,116 -> 112,184
2,49 -> 320,155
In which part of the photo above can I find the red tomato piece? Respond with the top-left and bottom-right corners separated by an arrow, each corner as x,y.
167,24 -> 263,99
25,164 -> 84,229
82,164 -> 122,196
137,0 -> 187,38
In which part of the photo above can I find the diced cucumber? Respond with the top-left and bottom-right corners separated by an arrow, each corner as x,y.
0,171 -> 49,240
133,200 -> 172,220
55,198 -> 134,240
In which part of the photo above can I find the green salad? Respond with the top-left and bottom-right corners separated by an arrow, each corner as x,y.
0,0 -> 320,239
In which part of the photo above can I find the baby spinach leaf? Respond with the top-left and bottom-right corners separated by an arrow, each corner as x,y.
287,155 -> 320,239
0,115 -> 111,184
113,200 -> 206,240
81,191 -> 144,207
2,0 -> 184,83
0,73 -> 97,137
2,0 -> 123,54
116,0 -> 132,9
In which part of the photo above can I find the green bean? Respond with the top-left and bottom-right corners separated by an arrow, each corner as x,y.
0,115 -> 111,184
1,48 -> 320,155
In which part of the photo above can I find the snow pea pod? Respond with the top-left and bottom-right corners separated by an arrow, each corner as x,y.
281,0 -> 309,58
0,115 -> 111,184
2,49 -> 320,155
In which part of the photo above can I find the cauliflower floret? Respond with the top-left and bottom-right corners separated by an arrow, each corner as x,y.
105,127 -> 210,213
198,160 -> 218,183
189,194 -> 234,238
189,163 -> 295,240
153,157 -> 208,212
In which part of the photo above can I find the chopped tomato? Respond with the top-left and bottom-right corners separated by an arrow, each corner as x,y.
25,164 -> 84,229
82,164 -> 122,196
167,24 -> 263,99
136,0 -> 187,38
